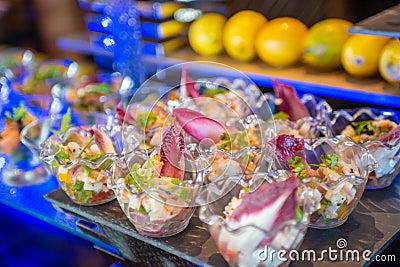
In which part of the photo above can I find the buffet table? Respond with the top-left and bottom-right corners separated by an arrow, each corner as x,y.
1,170 -> 398,267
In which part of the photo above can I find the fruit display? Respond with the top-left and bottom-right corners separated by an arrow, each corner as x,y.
222,10 -> 267,62
186,10 -> 399,85
188,13 -> 226,56
303,18 -> 353,71
341,34 -> 390,78
379,39 -> 400,84
255,17 -> 308,67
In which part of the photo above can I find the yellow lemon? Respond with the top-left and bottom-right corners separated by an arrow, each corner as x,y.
379,39 -> 400,84
255,17 -> 308,67
341,34 -> 390,78
188,13 -> 226,56
223,10 -> 267,61
303,18 -> 352,71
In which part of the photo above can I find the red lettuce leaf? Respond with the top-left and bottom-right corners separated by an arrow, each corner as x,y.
172,108 -> 228,144
229,176 -> 298,225
180,67 -> 200,99
160,123 -> 185,179
379,125 -> 400,143
115,102 -> 136,125
269,134 -> 305,169
273,80 -> 310,121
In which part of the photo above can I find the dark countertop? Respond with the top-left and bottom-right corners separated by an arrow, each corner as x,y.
0,170 -> 399,266
43,177 -> 400,267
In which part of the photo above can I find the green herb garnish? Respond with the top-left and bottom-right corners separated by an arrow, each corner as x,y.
51,108 -> 72,137
36,66 -> 62,81
66,181 -> 94,203
6,103 -> 28,121
289,156 -> 308,178
320,153 -> 339,168
54,147 -> 70,163
138,205 -> 149,215
170,178 -> 180,185
351,121 -> 378,136
83,151 -> 105,162
87,83 -> 113,94
296,205 -> 303,221
77,136 -> 95,158
217,130 -> 249,150
136,111 -> 158,129
82,165 -> 92,176
79,190 -> 93,203
176,187 -> 189,202
203,87 -> 227,97
273,111 -> 290,120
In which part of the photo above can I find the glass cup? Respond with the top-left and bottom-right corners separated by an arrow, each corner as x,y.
39,112 -> 120,205
197,169 -> 316,267
108,145 -> 203,237
1,94 -> 52,186
269,135 -> 376,228
327,107 -> 400,189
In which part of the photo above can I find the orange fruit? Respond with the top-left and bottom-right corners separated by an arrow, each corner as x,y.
255,17 -> 308,67
341,34 -> 390,78
303,18 -> 352,71
188,13 -> 226,56
223,10 -> 267,61
379,39 -> 400,84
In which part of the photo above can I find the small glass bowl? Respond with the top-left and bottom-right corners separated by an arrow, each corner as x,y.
272,135 -> 376,228
263,92 -> 333,138
264,92 -> 332,120
1,93 -> 52,186
120,63 -> 274,151
328,108 -> 400,189
108,146 -> 203,237
197,170 -> 316,267
0,48 -> 35,81
16,59 -> 79,95
51,72 -> 124,113
40,112 -> 120,205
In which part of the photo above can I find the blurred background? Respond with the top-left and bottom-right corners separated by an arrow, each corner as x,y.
0,0 -> 398,63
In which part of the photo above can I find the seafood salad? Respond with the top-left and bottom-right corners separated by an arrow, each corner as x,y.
117,98 -> 169,150
289,153 -> 358,221
270,134 -> 371,227
0,100 -> 38,155
172,107 -> 261,151
42,111 -> 116,205
341,119 -> 398,144
207,174 -> 305,267
111,123 -> 196,236
17,59 -> 78,95
268,80 -> 326,138
64,73 -> 123,112
333,109 -> 400,187
176,68 -> 256,119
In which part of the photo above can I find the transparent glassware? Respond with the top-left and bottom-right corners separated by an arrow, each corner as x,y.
276,135 -> 376,229
197,169 -> 317,267
108,145 -> 203,237
328,108 -> 400,189
263,92 -> 333,138
0,47 -> 35,82
39,112 -> 119,205
1,93 -> 52,186
15,59 -> 79,95
120,62 -> 274,153
51,72 -> 124,114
